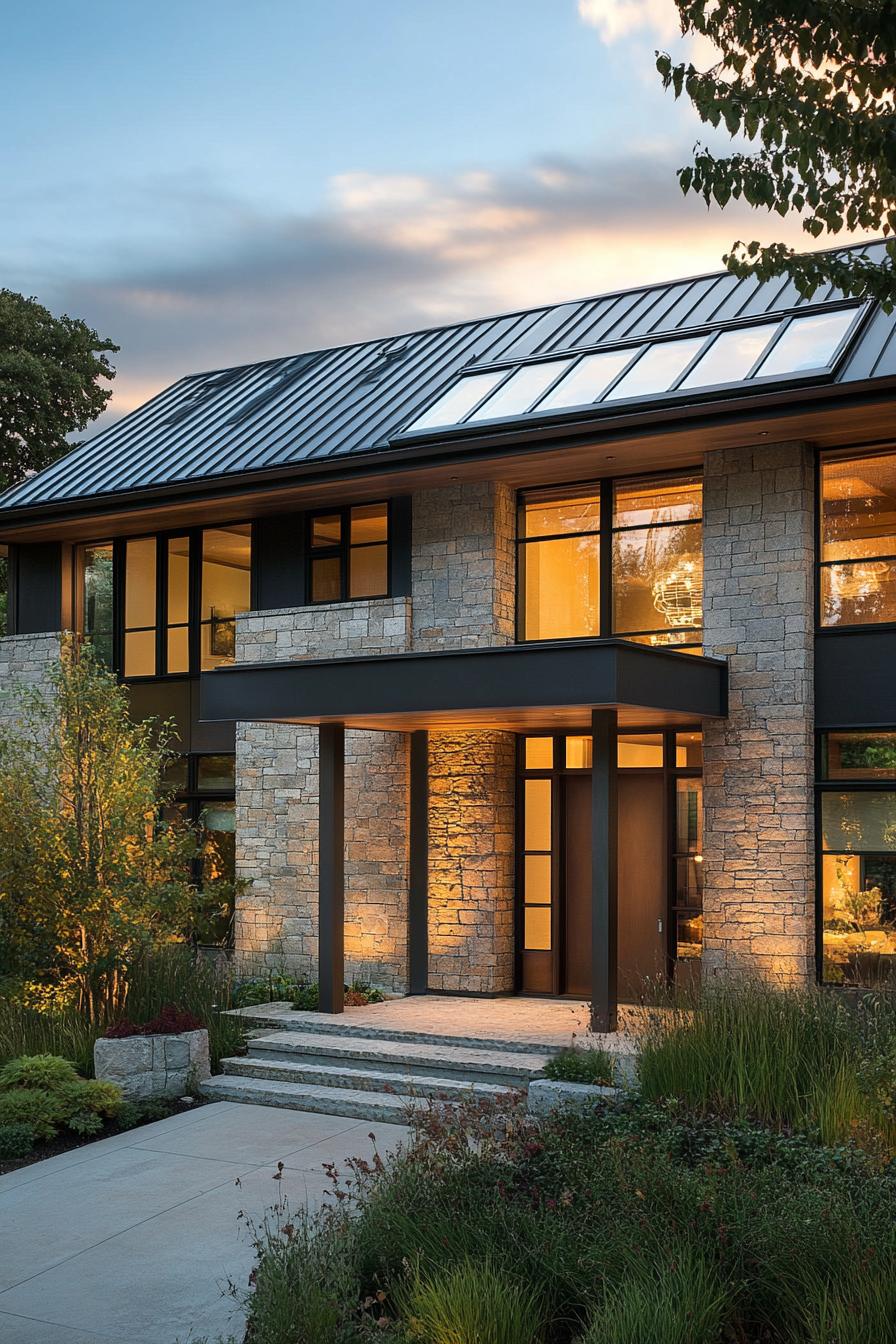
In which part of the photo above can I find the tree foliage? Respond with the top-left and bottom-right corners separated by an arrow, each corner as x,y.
658,1 -> 896,306
0,289 -> 118,495
0,644 -> 197,1022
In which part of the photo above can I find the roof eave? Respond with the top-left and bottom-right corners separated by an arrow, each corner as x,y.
2,372 -> 896,539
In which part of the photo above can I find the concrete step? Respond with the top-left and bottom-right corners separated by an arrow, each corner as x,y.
245,1030 -> 549,1085
200,1072 -> 430,1122
219,1054 -> 524,1101
230,1004 -> 567,1056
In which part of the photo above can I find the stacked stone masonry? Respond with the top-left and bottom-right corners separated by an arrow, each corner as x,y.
427,731 -> 516,994
234,481 -> 519,991
701,441 -> 815,983
0,631 -> 62,729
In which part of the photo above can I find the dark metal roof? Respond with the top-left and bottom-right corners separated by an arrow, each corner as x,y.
2,241 -> 895,514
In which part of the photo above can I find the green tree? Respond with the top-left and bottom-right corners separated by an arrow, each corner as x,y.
0,643 -> 197,1022
658,2 -> 896,306
0,292 -> 117,634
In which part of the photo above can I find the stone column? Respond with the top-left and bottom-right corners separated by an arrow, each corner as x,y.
412,482 -> 518,994
701,442 -> 815,983
427,730 -> 516,993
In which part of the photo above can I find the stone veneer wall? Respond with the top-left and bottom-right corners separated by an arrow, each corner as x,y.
701,442 -> 815,982
234,482 -> 520,995
234,598 -> 411,988
412,481 -> 516,648
0,632 -> 63,728
427,731 -> 516,993
412,482 -> 518,991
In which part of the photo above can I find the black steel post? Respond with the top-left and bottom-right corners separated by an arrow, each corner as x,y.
591,707 -> 618,1032
408,730 -> 429,994
318,722 -> 345,1014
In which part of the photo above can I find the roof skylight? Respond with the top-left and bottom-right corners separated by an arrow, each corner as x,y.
753,308 -> 858,378
401,303 -> 864,435
467,359 -> 572,421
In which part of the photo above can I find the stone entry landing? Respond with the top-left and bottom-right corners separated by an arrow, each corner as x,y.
203,995 -> 640,1121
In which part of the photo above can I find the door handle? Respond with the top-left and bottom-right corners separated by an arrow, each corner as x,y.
657,918 -> 664,933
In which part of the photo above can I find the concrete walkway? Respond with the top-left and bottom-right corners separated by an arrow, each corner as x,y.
0,1101 -> 409,1344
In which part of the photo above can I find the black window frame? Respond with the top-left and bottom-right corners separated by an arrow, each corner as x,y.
515,467 -> 703,649
816,445 -> 896,636
815,727 -> 896,986
516,726 -> 703,995
306,501 -> 392,606
164,752 -> 237,950
74,522 -> 252,682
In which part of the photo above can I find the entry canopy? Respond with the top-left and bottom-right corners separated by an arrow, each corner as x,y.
401,305 -> 864,436
200,639 -> 727,733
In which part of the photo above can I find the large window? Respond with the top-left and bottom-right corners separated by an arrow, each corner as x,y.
613,475 -> 702,650
76,543 -> 114,667
819,731 -> 896,987
517,490 -> 600,640
76,525 -> 252,678
517,473 -> 702,649
820,450 -> 896,627
308,503 -> 390,604
163,753 -> 236,948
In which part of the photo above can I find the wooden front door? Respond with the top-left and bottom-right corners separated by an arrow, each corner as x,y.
561,773 -> 666,997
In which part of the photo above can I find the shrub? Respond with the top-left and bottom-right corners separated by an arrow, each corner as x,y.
637,978 -> 895,1149
121,945 -> 244,1071
290,980 -> 385,1011
0,994 -> 99,1076
395,1257 -> 544,1344
0,1053 -> 121,1142
233,973 -> 302,1007
542,1046 -> 614,1086
0,1121 -> 36,1159
241,1094 -> 896,1344
103,1005 -> 203,1038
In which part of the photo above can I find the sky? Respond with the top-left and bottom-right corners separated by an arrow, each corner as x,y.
0,0 -> 865,428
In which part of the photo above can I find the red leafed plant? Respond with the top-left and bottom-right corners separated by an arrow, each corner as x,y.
103,1005 -> 203,1038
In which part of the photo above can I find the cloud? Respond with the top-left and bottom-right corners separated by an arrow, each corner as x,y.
578,0 -> 680,44
34,148 -> 866,431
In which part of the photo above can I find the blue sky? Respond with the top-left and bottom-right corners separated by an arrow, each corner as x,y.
1,1 -> 856,424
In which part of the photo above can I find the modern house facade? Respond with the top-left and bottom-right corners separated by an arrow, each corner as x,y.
1,243 -> 895,1029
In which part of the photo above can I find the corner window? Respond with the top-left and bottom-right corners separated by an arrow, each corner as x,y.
309,503 -> 389,604
820,450 -> 896,627
75,542 -> 114,666
200,526 -> 252,670
819,732 -> 896,987
74,525 -> 252,678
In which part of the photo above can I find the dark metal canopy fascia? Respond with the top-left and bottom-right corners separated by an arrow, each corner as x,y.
199,639 -> 727,729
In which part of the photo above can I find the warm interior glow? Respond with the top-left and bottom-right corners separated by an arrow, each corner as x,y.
821,451 -> 896,626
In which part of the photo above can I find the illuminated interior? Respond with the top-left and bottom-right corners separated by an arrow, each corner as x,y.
820,450 -> 896,626
518,474 -> 703,649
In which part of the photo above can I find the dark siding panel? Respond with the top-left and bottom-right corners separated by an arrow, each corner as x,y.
815,631 -> 896,728
252,514 -> 305,611
13,543 -> 63,633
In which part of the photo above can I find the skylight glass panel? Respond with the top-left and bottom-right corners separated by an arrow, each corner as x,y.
535,349 -> 639,412
603,336 -> 708,402
406,371 -> 505,431
468,359 -> 572,421
754,308 -> 858,378
679,322 -> 780,390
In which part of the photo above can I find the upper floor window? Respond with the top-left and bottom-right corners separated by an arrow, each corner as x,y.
308,503 -> 389,604
820,450 -> 896,627
612,475 -> 702,650
517,489 -> 600,640
517,473 -> 702,650
75,524 -> 251,678
76,542 -> 114,668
